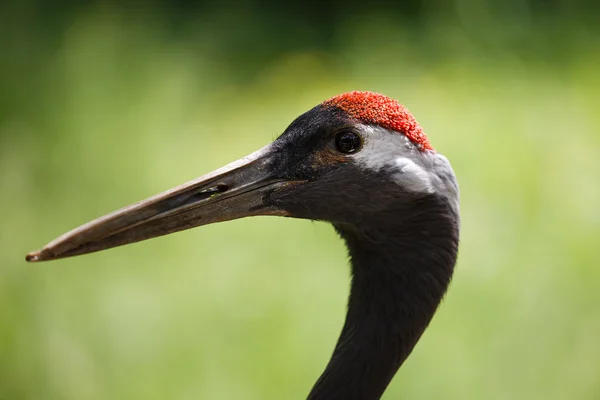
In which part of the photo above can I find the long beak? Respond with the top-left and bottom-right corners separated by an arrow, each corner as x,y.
26,145 -> 297,262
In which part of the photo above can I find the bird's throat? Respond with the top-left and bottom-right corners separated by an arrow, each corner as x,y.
307,195 -> 459,400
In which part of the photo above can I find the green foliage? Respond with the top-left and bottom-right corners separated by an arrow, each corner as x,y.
1,4 -> 599,400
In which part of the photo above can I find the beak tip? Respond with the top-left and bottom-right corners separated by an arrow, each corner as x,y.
25,251 -> 42,262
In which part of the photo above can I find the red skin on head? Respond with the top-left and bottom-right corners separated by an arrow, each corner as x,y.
323,91 -> 433,151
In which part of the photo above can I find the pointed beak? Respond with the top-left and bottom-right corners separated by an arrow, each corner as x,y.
26,144 -> 298,262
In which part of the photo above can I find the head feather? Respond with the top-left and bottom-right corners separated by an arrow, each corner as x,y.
323,91 -> 433,151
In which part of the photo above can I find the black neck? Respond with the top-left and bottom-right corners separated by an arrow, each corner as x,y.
307,195 -> 459,400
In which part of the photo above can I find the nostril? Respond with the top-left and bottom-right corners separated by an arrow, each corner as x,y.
167,183 -> 231,210
199,183 -> 228,195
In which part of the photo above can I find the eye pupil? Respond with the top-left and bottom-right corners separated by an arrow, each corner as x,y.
335,132 -> 362,154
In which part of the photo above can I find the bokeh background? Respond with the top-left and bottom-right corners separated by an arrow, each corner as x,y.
1,1 -> 599,399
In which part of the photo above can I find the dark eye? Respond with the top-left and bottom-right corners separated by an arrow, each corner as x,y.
335,132 -> 362,154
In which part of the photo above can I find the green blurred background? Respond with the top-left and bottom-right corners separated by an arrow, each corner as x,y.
1,1 -> 599,399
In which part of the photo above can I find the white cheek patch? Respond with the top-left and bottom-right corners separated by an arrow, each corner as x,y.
393,157 -> 434,193
352,125 -> 434,193
352,125 -> 412,173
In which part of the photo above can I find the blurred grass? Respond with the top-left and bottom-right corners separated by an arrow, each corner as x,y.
1,4 -> 600,400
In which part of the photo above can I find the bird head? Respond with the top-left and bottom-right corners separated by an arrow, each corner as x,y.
26,91 -> 458,262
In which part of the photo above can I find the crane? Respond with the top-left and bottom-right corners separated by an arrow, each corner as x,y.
27,91 -> 460,400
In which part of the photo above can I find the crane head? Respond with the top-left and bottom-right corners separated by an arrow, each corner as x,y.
26,91 -> 458,262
